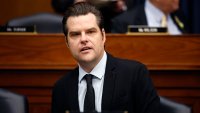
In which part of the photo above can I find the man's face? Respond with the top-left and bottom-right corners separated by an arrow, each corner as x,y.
66,13 -> 106,67
157,0 -> 179,13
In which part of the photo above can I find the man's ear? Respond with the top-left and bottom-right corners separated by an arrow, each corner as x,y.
102,28 -> 106,41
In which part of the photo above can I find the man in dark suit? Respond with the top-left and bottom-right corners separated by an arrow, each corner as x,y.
111,0 -> 189,34
51,2 -> 160,113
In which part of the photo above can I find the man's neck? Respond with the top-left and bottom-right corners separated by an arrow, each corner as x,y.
79,51 -> 105,73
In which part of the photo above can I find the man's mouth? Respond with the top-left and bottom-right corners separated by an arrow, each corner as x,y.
81,47 -> 91,52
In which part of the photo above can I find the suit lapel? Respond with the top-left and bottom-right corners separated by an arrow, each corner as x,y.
138,6 -> 148,25
133,5 -> 148,25
68,68 -> 80,111
171,11 -> 186,33
102,54 -> 117,110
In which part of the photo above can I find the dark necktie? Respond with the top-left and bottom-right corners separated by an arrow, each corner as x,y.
84,74 -> 96,112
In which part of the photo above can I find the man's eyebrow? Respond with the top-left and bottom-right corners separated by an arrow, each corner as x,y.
69,31 -> 79,33
87,27 -> 98,31
68,29 -> 81,33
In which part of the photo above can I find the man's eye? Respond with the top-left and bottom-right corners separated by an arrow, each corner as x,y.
87,30 -> 96,34
69,32 -> 80,37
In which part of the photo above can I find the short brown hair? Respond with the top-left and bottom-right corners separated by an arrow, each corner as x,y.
62,2 -> 104,36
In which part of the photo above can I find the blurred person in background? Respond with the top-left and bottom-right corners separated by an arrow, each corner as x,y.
52,0 -> 87,15
89,0 -> 128,32
111,0 -> 190,34
52,0 -> 130,32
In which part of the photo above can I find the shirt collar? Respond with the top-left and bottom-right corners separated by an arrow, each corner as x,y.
145,0 -> 166,24
78,51 -> 107,83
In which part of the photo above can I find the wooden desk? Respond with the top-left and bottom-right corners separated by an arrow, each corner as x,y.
0,34 -> 200,113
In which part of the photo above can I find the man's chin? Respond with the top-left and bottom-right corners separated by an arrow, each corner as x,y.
79,58 -> 94,63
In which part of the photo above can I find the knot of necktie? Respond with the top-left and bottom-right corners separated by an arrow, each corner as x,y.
84,74 -> 93,85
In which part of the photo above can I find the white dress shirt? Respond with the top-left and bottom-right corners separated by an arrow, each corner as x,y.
145,0 -> 181,35
78,51 -> 107,112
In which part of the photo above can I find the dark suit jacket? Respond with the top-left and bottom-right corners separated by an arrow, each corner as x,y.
51,53 -> 160,113
111,5 -> 189,33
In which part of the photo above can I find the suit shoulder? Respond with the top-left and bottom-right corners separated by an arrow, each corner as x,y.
110,56 -> 149,80
111,5 -> 146,33
112,5 -> 144,23
53,67 -> 78,87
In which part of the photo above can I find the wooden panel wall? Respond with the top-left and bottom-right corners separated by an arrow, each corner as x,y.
0,0 -> 54,25
0,34 -> 200,113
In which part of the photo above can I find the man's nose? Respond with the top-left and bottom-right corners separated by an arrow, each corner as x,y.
80,32 -> 88,41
